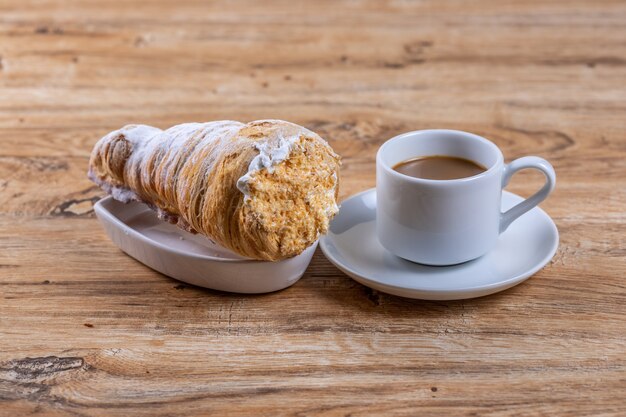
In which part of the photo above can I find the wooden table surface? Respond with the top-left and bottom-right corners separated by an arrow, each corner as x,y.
1,1 -> 625,415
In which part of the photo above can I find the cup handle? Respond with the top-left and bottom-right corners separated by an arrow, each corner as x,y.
500,156 -> 556,233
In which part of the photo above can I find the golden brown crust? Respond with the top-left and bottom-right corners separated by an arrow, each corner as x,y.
88,120 -> 340,261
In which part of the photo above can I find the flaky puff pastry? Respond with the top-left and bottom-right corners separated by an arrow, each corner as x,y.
88,120 -> 340,261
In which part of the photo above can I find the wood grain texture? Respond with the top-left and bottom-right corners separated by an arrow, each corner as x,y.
1,0 -> 625,415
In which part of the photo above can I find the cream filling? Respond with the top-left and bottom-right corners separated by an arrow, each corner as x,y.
236,132 -> 301,198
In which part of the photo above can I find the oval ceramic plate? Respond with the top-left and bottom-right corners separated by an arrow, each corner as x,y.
94,196 -> 317,294
320,189 -> 559,300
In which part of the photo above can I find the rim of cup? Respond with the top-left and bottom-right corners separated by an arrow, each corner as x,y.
376,129 -> 505,185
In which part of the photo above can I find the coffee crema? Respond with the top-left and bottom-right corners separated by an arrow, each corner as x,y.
392,155 -> 486,180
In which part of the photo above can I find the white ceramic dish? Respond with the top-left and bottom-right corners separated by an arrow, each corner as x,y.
320,188 -> 559,300
94,196 -> 317,294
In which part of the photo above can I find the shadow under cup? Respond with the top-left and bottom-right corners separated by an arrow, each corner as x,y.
376,130 -> 505,266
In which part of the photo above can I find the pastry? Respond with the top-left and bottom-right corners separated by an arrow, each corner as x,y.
88,120 -> 340,261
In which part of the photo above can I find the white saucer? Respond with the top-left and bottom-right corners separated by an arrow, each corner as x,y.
320,189 -> 558,300
94,196 -> 317,294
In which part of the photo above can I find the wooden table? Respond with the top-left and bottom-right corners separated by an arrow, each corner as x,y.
1,1 -> 625,415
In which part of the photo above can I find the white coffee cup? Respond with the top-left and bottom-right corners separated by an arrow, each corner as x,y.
376,129 -> 556,265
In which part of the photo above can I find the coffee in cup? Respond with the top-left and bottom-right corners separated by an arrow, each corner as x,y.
393,155 -> 486,180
